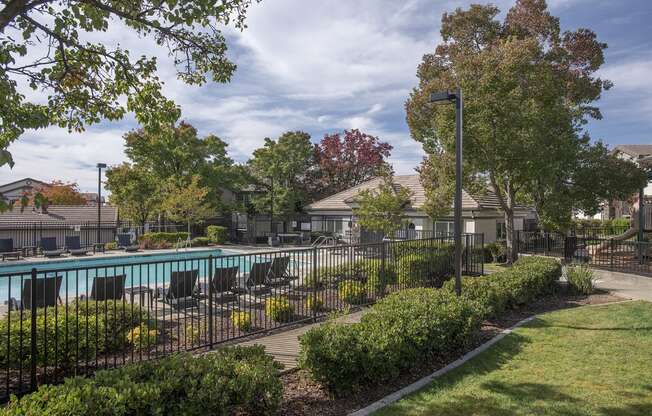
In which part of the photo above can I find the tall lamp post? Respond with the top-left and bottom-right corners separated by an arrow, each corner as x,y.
96,163 -> 107,245
430,88 -> 463,296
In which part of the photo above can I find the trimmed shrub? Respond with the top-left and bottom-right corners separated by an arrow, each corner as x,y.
566,264 -> 594,294
265,297 -> 294,322
0,300 -> 146,369
443,276 -> 508,319
207,225 -> 228,244
1,346 -> 283,416
491,256 -> 562,307
338,280 -> 366,304
485,240 -> 507,263
231,311 -> 252,331
139,232 -> 189,249
396,250 -> 453,288
299,288 -> 480,396
307,259 -> 396,290
190,236 -> 211,247
306,295 -> 324,312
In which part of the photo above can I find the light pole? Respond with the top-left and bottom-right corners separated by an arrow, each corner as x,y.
96,163 -> 107,245
430,88 -> 463,296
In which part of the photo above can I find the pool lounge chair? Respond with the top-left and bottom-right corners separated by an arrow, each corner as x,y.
117,234 -> 139,252
266,256 -> 294,287
201,266 -> 240,304
0,238 -> 21,261
244,261 -> 273,296
158,270 -> 200,311
87,275 -> 126,301
8,275 -> 63,310
65,236 -> 90,256
40,237 -> 65,257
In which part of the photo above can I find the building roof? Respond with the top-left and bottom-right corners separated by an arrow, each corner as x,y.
613,145 -> 652,159
0,205 -> 118,224
306,174 -> 523,212
0,177 -> 47,194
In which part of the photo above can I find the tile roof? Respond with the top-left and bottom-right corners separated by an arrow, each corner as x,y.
306,174 -> 520,212
0,205 -> 118,224
613,145 -> 652,159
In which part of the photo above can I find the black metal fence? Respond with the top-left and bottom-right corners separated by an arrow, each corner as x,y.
0,221 -> 120,251
517,230 -> 652,275
0,234 -> 483,400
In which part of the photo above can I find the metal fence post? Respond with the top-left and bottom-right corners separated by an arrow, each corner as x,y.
481,233 -> 485,275
207,255 -> 214,348
610,239 -> 614,268
464,234 -> 470,274
380,241 -> 386,297
30,267 -> 38,391
312,246 -> 318,322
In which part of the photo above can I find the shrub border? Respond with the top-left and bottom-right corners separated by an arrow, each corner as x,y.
348,299 -> 635,416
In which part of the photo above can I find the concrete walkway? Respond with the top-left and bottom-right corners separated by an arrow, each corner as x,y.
237,309 -> 366,370
593,269 -> 652,301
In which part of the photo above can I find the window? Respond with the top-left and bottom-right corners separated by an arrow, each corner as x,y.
434,221 -> 453,236
496,221 -> 506,240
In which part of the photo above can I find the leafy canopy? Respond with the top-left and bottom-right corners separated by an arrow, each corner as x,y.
248,131 -> 314,219
406,0 -> 647,246
353,171 -> 412,236
123,121 -> 241,212
161,175 -> 214,233
105,163 -> 160,226
0,0 -> 256,167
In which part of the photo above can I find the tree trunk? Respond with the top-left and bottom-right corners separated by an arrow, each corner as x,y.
505,189 -> 517,264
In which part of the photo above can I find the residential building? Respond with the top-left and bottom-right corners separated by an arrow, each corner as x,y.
305,174 -> 536,243
0,178 -> 105,206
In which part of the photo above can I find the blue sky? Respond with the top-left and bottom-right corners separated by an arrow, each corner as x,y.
1,0 -> 651,192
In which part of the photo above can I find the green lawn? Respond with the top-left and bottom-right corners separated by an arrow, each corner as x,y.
376,301 -> 652,416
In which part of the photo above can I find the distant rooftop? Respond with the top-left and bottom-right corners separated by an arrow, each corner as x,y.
306,174 -> 528,212
613,144 -> 652,159
0,205 -> 118,224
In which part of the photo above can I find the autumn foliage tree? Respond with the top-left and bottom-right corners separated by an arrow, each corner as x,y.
21,180 -> 86,210
406,0 -> 646,262
311,129 -> 392,200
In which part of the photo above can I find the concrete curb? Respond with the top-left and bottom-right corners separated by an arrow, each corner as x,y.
348,299 -> 636,416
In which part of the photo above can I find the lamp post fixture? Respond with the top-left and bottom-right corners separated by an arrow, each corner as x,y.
96,163 -> 107,245
430,88 -> 463,296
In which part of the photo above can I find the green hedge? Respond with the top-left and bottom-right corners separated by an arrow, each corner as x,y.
139,232 -> 190,249
189,236 -> 211,247
395,250 -> 453,288
1,346 -> 283,416
307,259 -> 396,291
300,255 -> 562,396
207,225 -> 228,244
0,301 -> 146,369
443,256 -> 562,318
299,288 -> 480,396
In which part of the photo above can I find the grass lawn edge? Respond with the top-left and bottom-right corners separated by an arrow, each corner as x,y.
348,298 -> 637,416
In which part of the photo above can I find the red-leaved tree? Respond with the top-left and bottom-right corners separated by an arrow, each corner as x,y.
311,129 -> 392,200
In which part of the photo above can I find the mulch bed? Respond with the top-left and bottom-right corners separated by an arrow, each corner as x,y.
279,289 -> 625,416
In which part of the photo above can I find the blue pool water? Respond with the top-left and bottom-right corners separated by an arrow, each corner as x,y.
0,249 -> 259,302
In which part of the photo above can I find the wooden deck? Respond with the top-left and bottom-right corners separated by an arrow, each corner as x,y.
237,309 -> 366,370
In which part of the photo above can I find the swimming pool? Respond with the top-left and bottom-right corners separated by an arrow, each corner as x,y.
0,249 -> 261,302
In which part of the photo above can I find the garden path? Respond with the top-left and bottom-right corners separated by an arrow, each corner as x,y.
237,309 -> 366,370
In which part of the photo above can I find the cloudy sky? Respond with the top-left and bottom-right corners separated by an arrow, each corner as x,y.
1,0 -> 651,192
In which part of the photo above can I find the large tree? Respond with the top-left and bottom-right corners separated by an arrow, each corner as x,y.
310,129 -> 392,200
248,131 -> 314,224
105,163 -> 160,228
161,175 -> 214,235
0,0 -> 256,168
406,0 -> 646,262
123,121 -> 241,211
